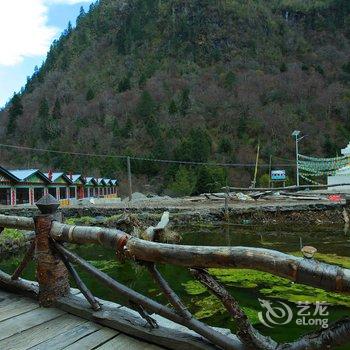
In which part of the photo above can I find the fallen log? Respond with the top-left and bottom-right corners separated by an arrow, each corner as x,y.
224,183 -> 350,193
0,214 -> 349,294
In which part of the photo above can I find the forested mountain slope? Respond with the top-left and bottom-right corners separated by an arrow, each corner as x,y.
1,0 -> 350,192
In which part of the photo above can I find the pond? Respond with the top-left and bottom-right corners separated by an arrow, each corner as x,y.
1,223 -> 350,348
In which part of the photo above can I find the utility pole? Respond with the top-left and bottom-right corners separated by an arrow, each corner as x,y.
268,155 -> 272,188
251,141 -> 260,188
127,156 -> 132,201
296,137 -> 299,186
292,130 -> 303,187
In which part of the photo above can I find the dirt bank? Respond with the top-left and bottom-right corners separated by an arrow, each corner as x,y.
0,199 -> 348,225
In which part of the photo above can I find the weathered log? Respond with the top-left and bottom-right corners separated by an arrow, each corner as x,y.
37,221 -> 350,294
0,215 -> 349,294
126,240 -> 350,294
11,240 -> 35,280
191,268 -> 276,350
0,270 -> 38,298
146,262 -> 192,319
224,183 -> 350,193
277,317 -> 350,350
54,243 -> 241,350
0,214 -> 35,230
34,197 -> 70,306
50,221 -> 127,250
54,242 -> 101,311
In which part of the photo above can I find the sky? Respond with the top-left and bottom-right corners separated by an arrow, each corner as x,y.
0,0 -> 93,107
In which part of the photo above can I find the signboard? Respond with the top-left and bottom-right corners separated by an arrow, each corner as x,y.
271,170 -> 286,181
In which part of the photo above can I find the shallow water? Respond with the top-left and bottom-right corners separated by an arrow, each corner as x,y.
1,223 -> 350,348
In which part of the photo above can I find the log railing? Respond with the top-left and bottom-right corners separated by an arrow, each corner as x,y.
0,194 -> 349,350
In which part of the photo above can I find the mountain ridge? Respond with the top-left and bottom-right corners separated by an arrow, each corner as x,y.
1,0 -> 350,193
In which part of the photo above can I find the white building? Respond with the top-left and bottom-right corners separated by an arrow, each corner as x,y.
327,142 -> 350,191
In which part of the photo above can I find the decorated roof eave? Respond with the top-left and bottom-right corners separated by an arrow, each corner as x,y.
0,166 -> 19,182
8,169 -> 51,184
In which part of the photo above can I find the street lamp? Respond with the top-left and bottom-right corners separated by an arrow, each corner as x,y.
292,130 -> 304,186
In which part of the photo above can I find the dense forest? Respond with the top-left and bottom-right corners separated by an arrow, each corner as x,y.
1,0 -> 350,194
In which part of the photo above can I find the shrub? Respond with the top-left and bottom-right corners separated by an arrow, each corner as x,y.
168,167 -> 196,196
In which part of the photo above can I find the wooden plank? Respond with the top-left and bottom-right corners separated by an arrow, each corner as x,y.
55,293 -> 232,350
0,307 -> 65,341
0,280 -> 242,350
0,298 -> 39,321
0,294 -> 21,307
0,289 -> 22,303
63,328 -> 118,350
28,321 -> 101,350
74,292 -> 123,309
0,314 -> 85,350
96,333 -> 165,350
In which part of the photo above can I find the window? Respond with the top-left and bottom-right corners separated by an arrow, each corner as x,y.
48,187 -> 57,198
0,188 -> 11,205
69,187 -> 76,199
59,187 -> 67,200
34,188 -> 44,203
16,188 -> 30,205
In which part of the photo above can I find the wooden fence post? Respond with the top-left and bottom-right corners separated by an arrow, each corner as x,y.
34,194 -> 70,306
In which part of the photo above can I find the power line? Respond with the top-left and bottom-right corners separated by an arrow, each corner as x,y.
0,143 -> 126,159
0,143 -> 296,168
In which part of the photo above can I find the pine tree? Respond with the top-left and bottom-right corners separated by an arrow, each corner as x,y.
64,21 -> 73,36
38,98 -> 50,139
237,115 -> 247,138
118,76 -> 131,92
77,6 -> 86,24
180,87 -> 190,116
52,98 -> 62,119
138,73 -> 147,88
168,99 -> 178,115
137,91 -> 156,119
86,88 -> 95,101
218,138 -> 232,154
6,93 -> 23,136
223,71 -> 236,89
123,118 -> 134,137
168,167 -> 195,196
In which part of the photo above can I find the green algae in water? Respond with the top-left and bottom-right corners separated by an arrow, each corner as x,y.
261,284 -> 350,306
209,268 -> 350,307
193,295 -> 260,324
182,280 -> 207,295
183,267 -> 350,312
208,268 -> 289,289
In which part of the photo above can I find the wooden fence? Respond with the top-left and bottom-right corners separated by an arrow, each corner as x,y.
0,194 -> 349,350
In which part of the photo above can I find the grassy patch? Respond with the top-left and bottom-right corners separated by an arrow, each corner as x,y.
65,216 -> 95,225
0,228 -> 25,244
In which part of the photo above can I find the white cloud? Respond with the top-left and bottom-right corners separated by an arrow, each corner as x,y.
0,0 -> 57,66
46,0 -> 91,4
0,0 -> 91,67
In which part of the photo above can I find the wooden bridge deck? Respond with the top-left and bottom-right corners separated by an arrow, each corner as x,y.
0,290 -> 164,350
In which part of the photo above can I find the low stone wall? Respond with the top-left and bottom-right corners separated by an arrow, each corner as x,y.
0,201 -> 347,225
